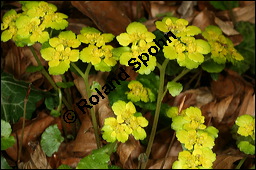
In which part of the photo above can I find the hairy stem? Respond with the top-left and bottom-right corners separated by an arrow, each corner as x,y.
141,58 -> 169,169
71,63 -> 101,148
29,46 -> 72,110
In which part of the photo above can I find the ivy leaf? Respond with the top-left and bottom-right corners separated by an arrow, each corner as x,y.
210,1 -> 239,10
41,124 -> 64,157
1,155 -> 12,169
167,81 -> 183,97
201,59 -> 225,73
1,72 -> 44,123
76,142 -> 116,169
56,82 -> 74,88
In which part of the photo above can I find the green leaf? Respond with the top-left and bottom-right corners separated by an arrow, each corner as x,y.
205,126 -> 219,139
1,119 -> 12,137
237,141 -> 255,155
76,142 -> 117,169
167,81 -> 183,97
26,65 -> 43,73
41,124 -> 64,157
210,1 -> 239,10
108,165 -> 122,169
1,155 -> 12,169
1,72 -> 44,123
50,110 -> 61,117
231,22 -> 255,74
201,59 -> 225,73
45,94 -> 59,110
112,47 -> 130,60
58,164 -> 72,169
90,81 -> 101,92
1,136 -> 16,150
108,81 -> 129,106
56,82 -> 74,88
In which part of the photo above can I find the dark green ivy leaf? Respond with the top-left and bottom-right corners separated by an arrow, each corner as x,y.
1,72 -> 44,123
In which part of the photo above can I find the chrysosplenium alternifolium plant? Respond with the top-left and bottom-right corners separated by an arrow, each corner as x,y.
1,1 -> 247,168
232,115 -> 255,155
167,106 -> 219,169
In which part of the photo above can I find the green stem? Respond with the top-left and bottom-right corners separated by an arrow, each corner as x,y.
235,157 -> 247,169
56,88 -> 62,113
71,63 -> 101,148
29,46 -> 72,110
141,58 -> 169,169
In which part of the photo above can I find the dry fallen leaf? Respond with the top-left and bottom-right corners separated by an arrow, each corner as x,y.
215,17 -> 240,36
18,144 -> 52,169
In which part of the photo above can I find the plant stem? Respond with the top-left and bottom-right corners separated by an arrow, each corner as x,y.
235,157 -> 247,169
141,58 -> 169,169
71,63 -> 101,148
18,83 -> 31,164
28,46 -> 72,110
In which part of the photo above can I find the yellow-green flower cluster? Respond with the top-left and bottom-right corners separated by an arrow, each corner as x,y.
1,1 -> 68,47
167,106 -> 219,169
116,22 -> 157,74
40,31 -> 81,75
126,80 -> 155,103
202,25 -> 244,64
102,100 -> 148,143
156,17 -> 211,69
232,114 -> 255,155
78,27 -> 116,72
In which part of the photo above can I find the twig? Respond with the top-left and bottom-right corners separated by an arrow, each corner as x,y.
18,83 -> 31,164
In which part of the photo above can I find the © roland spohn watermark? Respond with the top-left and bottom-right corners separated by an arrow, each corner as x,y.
63,31 -> 176,123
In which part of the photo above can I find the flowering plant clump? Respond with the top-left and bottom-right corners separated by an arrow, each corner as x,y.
156,17 -> 211,69
40,31 -> 81,75
232,114 -> 255,155
126,80 -> 155,103
116,22 -> 158,74
1,1 -> 68,47
78,27 -> 117,72
102,100 -> 148,143
167,106 -> 219,169
202,25 -> 244,64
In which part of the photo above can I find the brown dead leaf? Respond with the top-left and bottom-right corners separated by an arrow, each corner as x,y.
213,153 -> 243,169
71,1 -> 131,35
117,137 -> 144,169
6,112 -> 55,162
232,3 -> 255,24
18,144 -> 52,169
147,156 -> 177,169
192,8 -> 216,31
177,1 -> 197,19
173,87 -> 214,110
215,17 -> 240,36
150,2 -> 178,18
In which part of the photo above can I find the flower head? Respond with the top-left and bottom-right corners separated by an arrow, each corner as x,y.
1,1 -> 68,46
156,17 -> 201,37
202,25 -> 244,64
126,80 -> 155,103
235,114 -> 255,137
102,100 -> 148,143
78,27 -> 116,72
117,22 -> 157,75
40,31 -> 81,75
